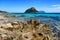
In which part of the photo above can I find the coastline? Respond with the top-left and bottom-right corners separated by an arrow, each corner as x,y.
0,13 -> 60,40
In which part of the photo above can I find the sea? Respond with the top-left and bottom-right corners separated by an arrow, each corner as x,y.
0,13 -> 60,30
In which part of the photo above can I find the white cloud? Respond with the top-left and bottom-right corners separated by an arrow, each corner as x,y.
52,4 -> 60,7
51,4 -> 60,9
43,5 -> 60,12
54,7 -> 60,9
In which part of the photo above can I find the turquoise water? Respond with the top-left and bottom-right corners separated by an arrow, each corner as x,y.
0,13 -> 60,29
0,13 -> 60,17
0,13 -> 60,21
8,13 -> 60,17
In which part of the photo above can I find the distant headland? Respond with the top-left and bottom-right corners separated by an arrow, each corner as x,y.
0,10 -> 8,14
0,7 -> 46,13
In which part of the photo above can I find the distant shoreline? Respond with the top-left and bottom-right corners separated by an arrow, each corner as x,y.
9,13 -> 60,14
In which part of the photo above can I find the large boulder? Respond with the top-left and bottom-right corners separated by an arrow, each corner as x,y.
25,7 -> 38,13
0,22 -> 13,28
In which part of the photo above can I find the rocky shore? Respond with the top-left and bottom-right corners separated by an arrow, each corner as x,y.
0,19 -> 59,40
0,11 -> 60,40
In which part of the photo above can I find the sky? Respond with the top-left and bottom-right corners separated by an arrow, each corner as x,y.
0,0 -> 60,12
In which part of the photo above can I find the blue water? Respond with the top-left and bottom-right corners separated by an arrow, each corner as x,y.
0,13 -> 60,17
8,13 -> 60,17
0,13 -> 60,21
0,13 -> 60,29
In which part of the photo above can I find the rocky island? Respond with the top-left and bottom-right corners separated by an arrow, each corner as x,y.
25,7 -> 38,13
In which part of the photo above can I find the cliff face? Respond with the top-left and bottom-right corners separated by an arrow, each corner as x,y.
25,7 -> 38,13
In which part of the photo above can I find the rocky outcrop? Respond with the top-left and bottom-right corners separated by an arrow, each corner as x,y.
0,20 -> 59,40
25,7 -> 38,13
